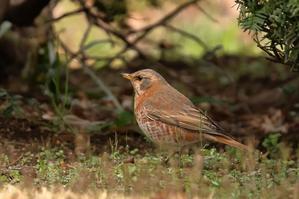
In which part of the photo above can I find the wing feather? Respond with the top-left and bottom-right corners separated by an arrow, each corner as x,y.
147,106 -> 229,138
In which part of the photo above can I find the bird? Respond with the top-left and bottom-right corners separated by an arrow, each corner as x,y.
122,69 -> 248,151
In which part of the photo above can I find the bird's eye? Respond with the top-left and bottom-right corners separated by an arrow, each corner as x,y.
135,76 -> 143,81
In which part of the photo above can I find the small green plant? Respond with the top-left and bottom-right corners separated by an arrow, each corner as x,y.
0,154 -> 22,184
262,133 -> 281,157
42,41 -> 71,119
35,148 -> 78,185
114,111 -> 135,127
0,89 -> 23,118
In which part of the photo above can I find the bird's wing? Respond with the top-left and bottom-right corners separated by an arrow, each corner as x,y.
145,103 -> 228,138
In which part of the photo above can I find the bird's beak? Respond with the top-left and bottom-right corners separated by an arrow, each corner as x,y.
121,73 -> 132,80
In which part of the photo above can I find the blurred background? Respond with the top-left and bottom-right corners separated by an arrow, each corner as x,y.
0,0 -> 299,196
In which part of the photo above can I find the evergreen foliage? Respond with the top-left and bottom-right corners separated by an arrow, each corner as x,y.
236,0 -> 299,71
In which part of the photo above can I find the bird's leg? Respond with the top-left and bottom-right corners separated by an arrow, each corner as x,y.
163,146 -> 187,167
162,150 -> 178,165
178,145 -> 193,167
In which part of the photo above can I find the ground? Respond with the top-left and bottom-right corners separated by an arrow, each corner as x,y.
0,55 -> 299,198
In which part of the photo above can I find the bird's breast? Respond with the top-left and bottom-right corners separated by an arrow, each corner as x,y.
135,106 -> 201,146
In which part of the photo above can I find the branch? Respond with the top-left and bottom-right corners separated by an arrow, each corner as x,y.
51,1 -> 221,96
195,3 -> 218,23
92,17 -> 147,59
75,0 -> 147,60
99,0 -> 202,65
165,24 -> 208,50
126,0 -> 201,51
79,22 -> 92,48
47,8 -> 86,23
128,0 -> 200,35
53,0 -> 206,67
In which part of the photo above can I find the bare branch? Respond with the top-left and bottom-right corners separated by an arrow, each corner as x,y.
91,17 -> 147,59
54,0 -> 207,67
195,3 -> 218,23
80,23 -> 92,48
128,0 -> 200,34
165,24 -> 208,50
47,8 -> 86,23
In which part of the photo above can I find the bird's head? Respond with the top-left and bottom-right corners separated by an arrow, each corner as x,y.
122,69 -> 167,96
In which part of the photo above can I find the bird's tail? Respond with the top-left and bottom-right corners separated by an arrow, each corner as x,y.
203,133 -> 249,151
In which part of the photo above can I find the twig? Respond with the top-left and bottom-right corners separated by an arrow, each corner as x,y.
87,0 -> 202,63
96,0 -> 203,65
47,8 -> 86,23
165,24 -> 208,50
92,17 -> 147,59
117,0 -> 203,62
80,23 -> 92,48
82,65 -> 123,112
52,0 -> 206,67
58,32 -> 113,65
271,41 -> 283,61
195,3 -> 218,23
254,37 -> 275,57
74,0 -> 147,60
0,154 -> 24,171
8,154 -> 24,167
128,0 -> 200,35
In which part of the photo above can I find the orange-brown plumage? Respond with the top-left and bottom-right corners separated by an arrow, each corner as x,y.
122,69 -> 248,150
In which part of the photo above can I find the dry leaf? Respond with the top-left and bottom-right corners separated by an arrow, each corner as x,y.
261,109 -> 288,133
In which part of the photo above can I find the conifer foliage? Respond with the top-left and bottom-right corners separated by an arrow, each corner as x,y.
236,0 -> 299,71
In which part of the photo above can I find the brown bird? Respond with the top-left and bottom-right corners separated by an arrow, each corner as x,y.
122,69 -> 248,150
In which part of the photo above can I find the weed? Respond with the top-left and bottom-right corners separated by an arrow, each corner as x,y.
0,89 -> 23,118
0,141 -> 299,198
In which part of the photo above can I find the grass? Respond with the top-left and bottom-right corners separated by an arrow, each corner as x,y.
0,140 -> 299,198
